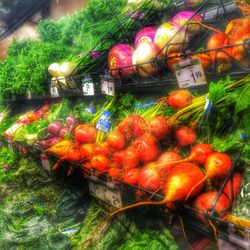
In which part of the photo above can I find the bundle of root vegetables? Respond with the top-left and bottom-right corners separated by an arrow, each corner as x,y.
43,75 -> 249,225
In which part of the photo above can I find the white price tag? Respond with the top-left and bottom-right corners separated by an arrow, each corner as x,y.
101,80 -> 115,96
82,81 -> 95,96
40,153 -> 51,172
26,90 -> 32,99
0,113 -> 4,123
88,180 -> 122,208
7,140 -> 13,151
174,58 -> 207,88
50,86 -> 60,98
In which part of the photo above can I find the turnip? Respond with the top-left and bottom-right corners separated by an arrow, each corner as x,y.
186,152 -> 232,200
193,191 -> 231,223
132,41 -> 162,77
168,89 -> 193,110
47,121 -> 63,136
138,162 -> 162,191
148,115 -> 170,141
134,26 -> 158,48
127,114 -> 146,138
174,126 -> 197,147
66,115 -> 79,133
111,163 -> 205,216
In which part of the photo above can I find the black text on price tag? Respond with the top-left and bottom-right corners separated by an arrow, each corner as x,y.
101,79 -> 115,96
40,153 -> 51,172
88,179 -> 122,208
50,86 -> 60,98
82,79 -> 95,96
173,58 -> 207,88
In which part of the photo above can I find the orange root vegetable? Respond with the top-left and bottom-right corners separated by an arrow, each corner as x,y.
186,152 -> 232,200
148,115 -> 170,141
90,155 -> 109,172
156,151 -> 182,174
111,163 -> 205,216
174,126 -> 197,147
123,168 -> 139,185
106,131 -> 126,151
154,144 -> 214,173
193,191 -> 231,223
225,18 -> 250,45
46,140 -> 74,157
138,162 -> 162,192
51,147 -> 81,171
207,33 -> 232,73
191,53 -> 212,69
80,143 -> 95,159
168,90 -> 193,110
222,173 -> 242,202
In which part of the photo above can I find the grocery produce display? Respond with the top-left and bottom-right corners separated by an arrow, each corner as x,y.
0,0 -> 249,249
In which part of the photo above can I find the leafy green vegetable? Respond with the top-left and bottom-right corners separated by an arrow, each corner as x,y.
0,40 -> 72,97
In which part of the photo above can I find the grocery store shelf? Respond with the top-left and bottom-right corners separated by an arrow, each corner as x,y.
1,135 -> 249,250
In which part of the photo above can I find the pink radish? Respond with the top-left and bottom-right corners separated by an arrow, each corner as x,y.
111,162 -> 205,216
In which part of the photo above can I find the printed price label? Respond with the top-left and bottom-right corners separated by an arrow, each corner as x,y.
26,90 -> 32,99
82,80 -> 95,96
50,86 -> 60,98
173,58 -> 207,88
40,153 -> 51,172
101,79 -> 115,96
88,180 -> 122,208
0,113 -> 4,123
96,110 -> 112,133
7,140 -> 13,151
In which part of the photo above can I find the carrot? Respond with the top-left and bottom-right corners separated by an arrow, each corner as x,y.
111,163 -> 205,216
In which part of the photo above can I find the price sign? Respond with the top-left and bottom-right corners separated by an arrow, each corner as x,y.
88,179 -> 122,208
96,110 -> 112,134
173,58 -> 207,88
40,153 -> 51,172
7,139 -> 13,151
50,86 -> 60,98
101,77 -> 115,96
0,113 -> 4,123
26,90 -> 32,99
82,78 -> 95,96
